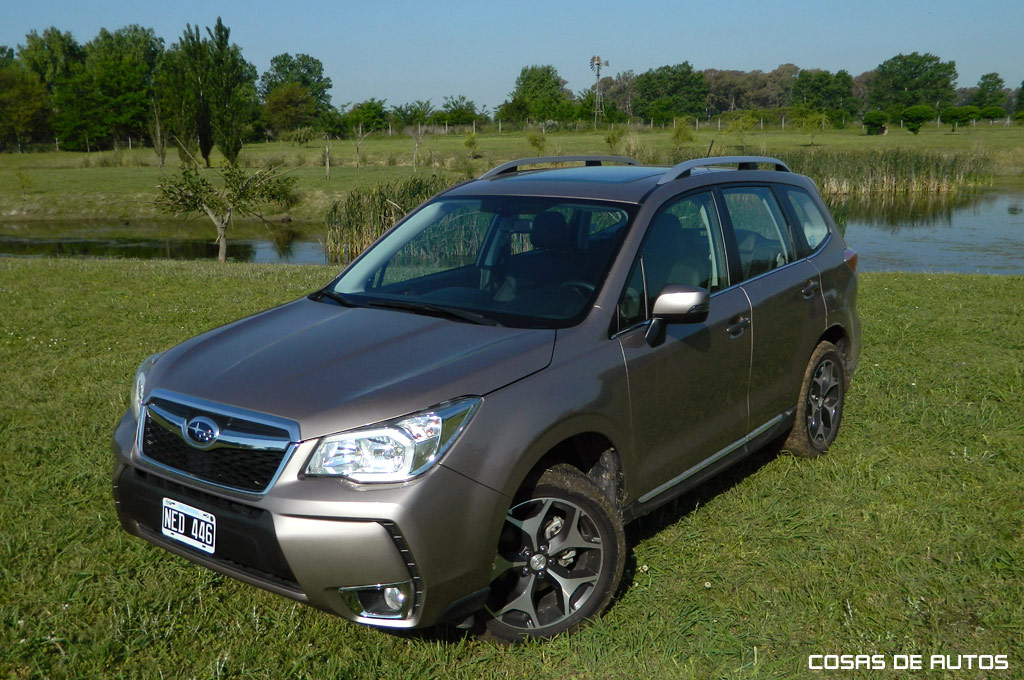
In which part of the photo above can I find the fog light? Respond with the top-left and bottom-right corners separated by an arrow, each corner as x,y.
383,586 -> 406,612
339,581 -> 414,620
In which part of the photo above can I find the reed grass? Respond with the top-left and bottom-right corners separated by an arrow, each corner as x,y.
324,174 -> 458,263
773,147 -> 992,195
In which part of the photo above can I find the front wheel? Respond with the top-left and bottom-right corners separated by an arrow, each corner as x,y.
482,466 -> 625,642
784,341 -> 846,457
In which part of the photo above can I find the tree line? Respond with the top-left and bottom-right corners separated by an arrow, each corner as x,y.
2,19 -> 1023,154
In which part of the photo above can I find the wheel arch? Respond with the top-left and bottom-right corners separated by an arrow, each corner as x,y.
514,430 -> 625,512
818,324 -> 853,380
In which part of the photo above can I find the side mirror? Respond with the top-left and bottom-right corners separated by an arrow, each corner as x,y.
652,285 -> 710,323
645,285 -> 710,347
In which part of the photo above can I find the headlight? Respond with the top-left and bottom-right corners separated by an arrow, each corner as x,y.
130,353 -> 162,421
306,398 -> 480,483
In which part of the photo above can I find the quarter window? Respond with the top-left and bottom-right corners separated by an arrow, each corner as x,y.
781,187 -> 830,255
722,187 -> 794,280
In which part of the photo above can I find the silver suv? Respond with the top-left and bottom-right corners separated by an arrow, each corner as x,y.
113,155 -> 860,641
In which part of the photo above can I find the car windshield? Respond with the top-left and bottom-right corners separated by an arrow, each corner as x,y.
328,196 -> 636,328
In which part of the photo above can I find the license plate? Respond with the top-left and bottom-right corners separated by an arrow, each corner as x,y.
161,498 -> 216,554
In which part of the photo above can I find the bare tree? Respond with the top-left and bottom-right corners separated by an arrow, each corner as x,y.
407,124 -> 427,171
353,123 -> 371,170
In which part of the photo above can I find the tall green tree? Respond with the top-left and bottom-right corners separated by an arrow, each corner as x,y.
499,65 -> 573,122
971,73 -> 1006,110
633,62 -> 708,124
156,19 -> 255,166
259,53 -> 332,110
50,62 -> 106,151
868,52 -> 957,117
205,18 -> 257,163
1015,81 -> 1024,115
602,70 -> 636,118
264,82 -> 317,132
791,69 -> 858,116
80,26 -> 163,147
0,64 -> 49,151
436,95 -> 481,125
17,27 -> 84,92
158,25 -> 212,164
347,98 -> 388,132
0,46 -> 14,67
391,100 -> 434,126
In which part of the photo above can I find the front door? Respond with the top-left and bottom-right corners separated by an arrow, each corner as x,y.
615,190 -> 751,502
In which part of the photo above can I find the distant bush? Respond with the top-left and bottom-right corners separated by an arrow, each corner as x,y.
901,105 -> 936,135
526,130 -> 546,154
980,106 -> 1006,121
863,111 -> 888,135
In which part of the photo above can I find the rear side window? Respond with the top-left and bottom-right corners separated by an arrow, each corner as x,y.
721,187 -> 794,280
781,187 -> 830,255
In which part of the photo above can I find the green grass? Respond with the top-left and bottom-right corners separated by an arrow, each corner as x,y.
2,125 -> 1023,225
0,259 -> 1021,678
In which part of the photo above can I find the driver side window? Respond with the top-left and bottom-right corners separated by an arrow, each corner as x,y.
617,191 -> 727,329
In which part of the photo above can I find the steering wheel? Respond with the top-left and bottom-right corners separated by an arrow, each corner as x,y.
559,280 -> 596,298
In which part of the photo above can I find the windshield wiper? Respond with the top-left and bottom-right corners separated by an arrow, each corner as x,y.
309,289 -> 361,307
363,298 -> 500,326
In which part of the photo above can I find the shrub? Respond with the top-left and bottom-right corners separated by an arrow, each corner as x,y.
604,126 -> 625,152
526,130 -> 546,154
901,105 -> 936,135
863,111 -> 889,135
980,106 -> 1006,121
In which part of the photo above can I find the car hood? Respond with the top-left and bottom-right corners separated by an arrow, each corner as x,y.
148,297 -> 555,440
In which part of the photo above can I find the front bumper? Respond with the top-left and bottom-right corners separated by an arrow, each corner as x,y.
112,410 -> 506,628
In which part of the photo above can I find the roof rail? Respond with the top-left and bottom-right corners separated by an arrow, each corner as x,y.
478,155 -> 640,179
657,156 -> 791,185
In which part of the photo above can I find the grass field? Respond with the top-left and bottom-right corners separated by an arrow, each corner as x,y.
1,125 -> 1023,224
1,259 -> 1021,679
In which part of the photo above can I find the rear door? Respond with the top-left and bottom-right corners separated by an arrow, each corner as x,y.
718,185 -> 826,430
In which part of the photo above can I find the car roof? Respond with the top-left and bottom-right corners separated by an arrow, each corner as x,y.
443,156 -> 810,204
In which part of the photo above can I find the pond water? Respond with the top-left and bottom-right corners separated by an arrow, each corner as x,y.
1,189 -> 1022,274
833,188 -> 1024,275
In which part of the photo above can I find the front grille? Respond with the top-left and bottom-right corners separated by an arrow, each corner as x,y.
140,397 -> 293,493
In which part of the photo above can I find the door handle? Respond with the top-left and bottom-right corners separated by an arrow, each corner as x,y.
801,279 -> 820,298
726,316 -> 750,336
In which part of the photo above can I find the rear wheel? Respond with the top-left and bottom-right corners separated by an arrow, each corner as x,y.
482,466 -> 625,642
784,341 -> 846,457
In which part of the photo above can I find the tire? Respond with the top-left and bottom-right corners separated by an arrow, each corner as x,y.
784,341 -> 846,458
481,466 -> 626,642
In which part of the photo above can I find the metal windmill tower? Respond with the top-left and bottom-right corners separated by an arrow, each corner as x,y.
590,55 -> 609,124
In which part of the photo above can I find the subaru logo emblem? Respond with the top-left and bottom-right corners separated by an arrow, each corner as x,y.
184,416 -> 220,448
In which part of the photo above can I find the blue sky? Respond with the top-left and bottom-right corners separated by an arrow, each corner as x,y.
2,0 -> 1021,112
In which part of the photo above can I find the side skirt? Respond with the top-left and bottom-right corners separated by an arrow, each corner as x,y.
622,409 -> 795,522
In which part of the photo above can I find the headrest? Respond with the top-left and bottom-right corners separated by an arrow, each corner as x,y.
530,212 -> 575,251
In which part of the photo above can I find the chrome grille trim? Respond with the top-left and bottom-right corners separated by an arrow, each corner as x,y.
136,388 -> 300,495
